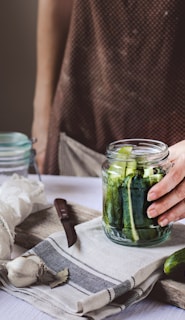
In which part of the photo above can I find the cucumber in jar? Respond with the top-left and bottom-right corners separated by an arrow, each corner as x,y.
103,146 -> 134,230
121,172 -> 161,242
103,146 -> 165,242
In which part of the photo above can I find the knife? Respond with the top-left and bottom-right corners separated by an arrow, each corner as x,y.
54,198 -> 77,247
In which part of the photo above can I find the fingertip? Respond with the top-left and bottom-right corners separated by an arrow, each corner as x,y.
147,192 -> 157,202
158,218 -> 169,227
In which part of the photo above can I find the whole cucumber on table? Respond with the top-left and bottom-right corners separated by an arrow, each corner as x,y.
164,248 -> 185,281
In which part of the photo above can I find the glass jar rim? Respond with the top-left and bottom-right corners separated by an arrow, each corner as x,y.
0,132 -> 32,158
106,138 -> 169,163
0,132 -> 31,147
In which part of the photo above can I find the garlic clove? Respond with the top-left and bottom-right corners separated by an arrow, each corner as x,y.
6,256 -> 40,287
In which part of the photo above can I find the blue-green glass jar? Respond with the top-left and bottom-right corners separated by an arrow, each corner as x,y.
0,132 -> 32,183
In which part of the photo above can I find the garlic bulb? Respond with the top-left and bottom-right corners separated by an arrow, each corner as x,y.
6,255 -> 69,288
6,256 -> 42,287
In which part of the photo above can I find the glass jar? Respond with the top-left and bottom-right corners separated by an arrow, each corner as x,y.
0,132 -> 32,183
102,139 -> 172,247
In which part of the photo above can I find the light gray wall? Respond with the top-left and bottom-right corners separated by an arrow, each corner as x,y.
0,0 -> 38,138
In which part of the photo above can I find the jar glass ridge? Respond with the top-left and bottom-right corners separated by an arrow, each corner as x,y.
0,132 -> 32,183
102,139 -> 172,247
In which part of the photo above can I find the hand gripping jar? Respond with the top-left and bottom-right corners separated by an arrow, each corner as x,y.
102,139 -> 172,247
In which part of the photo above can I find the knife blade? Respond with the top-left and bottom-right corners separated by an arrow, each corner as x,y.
54,198 -> 77,247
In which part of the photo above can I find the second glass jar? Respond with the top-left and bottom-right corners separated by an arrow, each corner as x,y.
102,139 -> 172,247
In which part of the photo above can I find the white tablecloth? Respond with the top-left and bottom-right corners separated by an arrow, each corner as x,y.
0,174 -> 185,320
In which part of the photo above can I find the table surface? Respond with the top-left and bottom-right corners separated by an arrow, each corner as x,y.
1,174 -> 185,320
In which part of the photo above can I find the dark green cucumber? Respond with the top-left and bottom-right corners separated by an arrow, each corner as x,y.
121,174 -> 158,242
164,248 -> 185,276
121,175 -> 139,242
130,175 -> 158,240
103,146 -> 134,229
103,181 -> 122,228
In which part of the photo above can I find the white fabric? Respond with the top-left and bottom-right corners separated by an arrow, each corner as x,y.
58,132 -> 106,177
0,174 -> 48,259
1,217 -> 185,319
0,175 -> 185,320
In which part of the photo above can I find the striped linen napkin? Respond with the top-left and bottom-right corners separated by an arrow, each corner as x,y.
1,217 -> 185,320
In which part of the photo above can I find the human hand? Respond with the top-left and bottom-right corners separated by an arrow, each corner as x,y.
147,140 -> 185,226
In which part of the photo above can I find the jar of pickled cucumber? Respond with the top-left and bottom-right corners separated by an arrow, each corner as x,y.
102,139 -> 172,247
